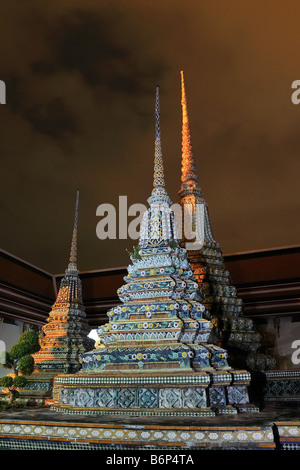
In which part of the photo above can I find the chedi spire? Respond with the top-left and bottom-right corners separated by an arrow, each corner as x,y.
179,71 -> 214,248
153,85 -> 165,190
180,71 -> 201,196
178,72 -> 268,372
32,191 -> 93,378
139,85 -> 178,247
67,189 -> 79,274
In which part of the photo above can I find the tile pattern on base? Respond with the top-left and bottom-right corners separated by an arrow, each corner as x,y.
0,418 -> 275,450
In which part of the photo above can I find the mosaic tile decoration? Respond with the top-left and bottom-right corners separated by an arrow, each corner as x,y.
275,422 -> 300,450
0,418 -> 276,450
264,370 -> 300,402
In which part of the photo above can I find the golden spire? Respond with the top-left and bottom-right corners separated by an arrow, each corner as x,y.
180,71 -> 200,192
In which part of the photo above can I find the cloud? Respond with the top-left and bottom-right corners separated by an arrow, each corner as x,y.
2,4 -> 167,142
0,1 -> 299,273
6,73 -> 79,139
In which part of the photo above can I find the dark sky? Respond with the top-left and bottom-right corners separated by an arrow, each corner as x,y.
0,0 -> 299,274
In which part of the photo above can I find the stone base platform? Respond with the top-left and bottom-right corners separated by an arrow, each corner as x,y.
0,403 -> 298,451
50,369 -> 258,417
16,373 -> 56,405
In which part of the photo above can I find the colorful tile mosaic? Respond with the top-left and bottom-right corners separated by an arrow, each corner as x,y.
0,417 -> 276,450
275,421 -> 300,450
264,370 -> 300,402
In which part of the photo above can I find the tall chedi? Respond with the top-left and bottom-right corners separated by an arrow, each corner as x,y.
178,71 -> 274,372
52,86 -> 258,416
26,191 -> 94,403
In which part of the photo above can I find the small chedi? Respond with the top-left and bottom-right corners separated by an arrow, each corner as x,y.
25,191 -> 94,402
52,86 -> 258,416
178,71 -> 275,372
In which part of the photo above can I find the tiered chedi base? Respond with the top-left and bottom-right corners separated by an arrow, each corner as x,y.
32,271 -> 94,376
179,179 -> 261,360
188,241 -> 260,353
52,246 -> 257,416
188,241 -> 276,371
29,283 -> 93,404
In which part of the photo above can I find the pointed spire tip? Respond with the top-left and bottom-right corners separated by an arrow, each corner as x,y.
180,71 -> 200,188
153,85 -> 165,190
67,191 -> 79,271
